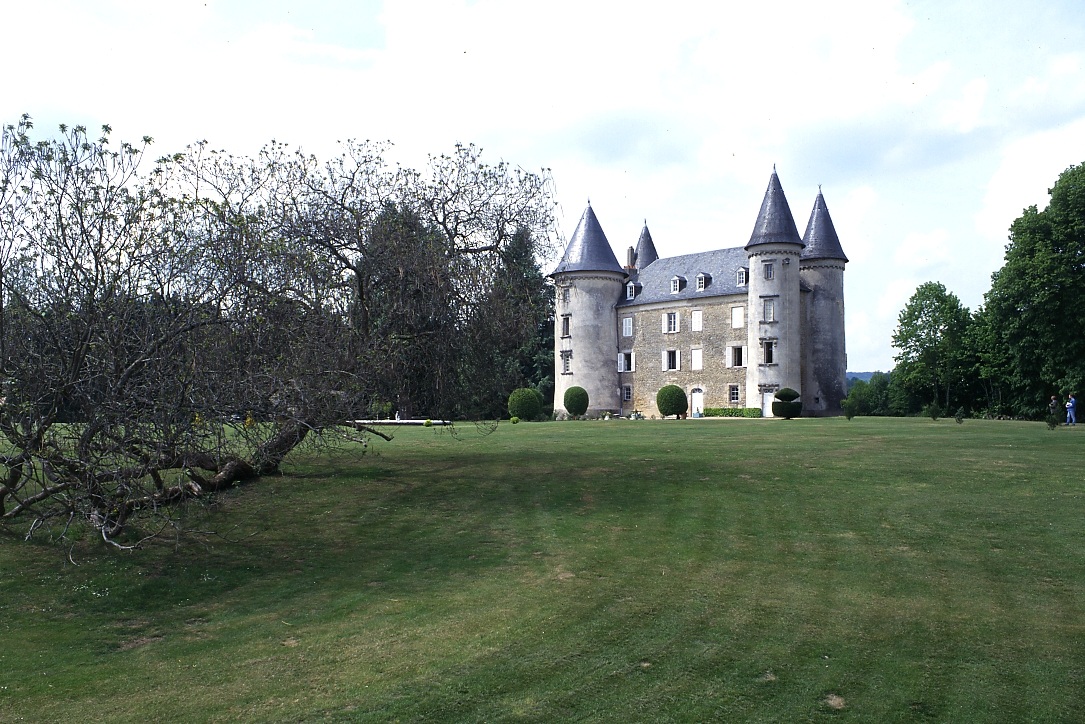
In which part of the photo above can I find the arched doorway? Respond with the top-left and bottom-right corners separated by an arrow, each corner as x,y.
691,388 -> 704,417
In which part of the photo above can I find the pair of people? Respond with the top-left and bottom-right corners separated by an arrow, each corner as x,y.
1049,393 -> 1077,425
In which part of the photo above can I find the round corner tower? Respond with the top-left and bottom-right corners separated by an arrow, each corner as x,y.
550,204 -> 626,417
799,189 -> 848,416
745,171 -> 805,417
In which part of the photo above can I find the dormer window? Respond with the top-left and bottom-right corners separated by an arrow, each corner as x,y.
737,268 -> 748,286
626,282 -> 636,300
696,273 -> 711,291
670,276 -> 686,293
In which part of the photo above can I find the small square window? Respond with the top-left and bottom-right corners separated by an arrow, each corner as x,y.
729,385 -> 740,403
623,385 -> 633,402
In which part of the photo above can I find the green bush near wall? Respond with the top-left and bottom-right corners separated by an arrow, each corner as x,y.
703,407 -> 762,418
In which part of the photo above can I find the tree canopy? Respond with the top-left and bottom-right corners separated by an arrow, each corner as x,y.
0,115 -> 556,546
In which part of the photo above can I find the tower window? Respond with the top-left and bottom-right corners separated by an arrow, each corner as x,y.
560,349 -> 572,374
764,299 -> 775,322
763,340 -> 776,364
560,314 -> 571,337
764,262 -> 774,280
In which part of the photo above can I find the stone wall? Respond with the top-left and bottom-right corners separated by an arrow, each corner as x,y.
617,294 -> 750,417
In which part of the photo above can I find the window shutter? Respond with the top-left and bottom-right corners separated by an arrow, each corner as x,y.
726,348 -> 733,368
630,352 -> 635,372
617,353 -> 624,372
661,314 -> 667,333
742,346 -> 748,367
676,350 -> 681,370
675,314 -> 681,333
661,350 -> 667,370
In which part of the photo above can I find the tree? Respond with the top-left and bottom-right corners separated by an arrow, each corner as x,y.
656,385 -> 688,418
0,120 -> 557,546
982,162 -> 1085,416
891,282 -> 974,414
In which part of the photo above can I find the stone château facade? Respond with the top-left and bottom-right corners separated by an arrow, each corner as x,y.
551,170 -> 848,418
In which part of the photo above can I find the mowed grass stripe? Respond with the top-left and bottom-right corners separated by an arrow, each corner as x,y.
1,417 -> 1084,721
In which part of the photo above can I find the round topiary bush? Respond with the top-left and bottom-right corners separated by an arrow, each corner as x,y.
771,387 -> 802,419
510,416 -> 520,424
564,386 -> 589,418
508,387 -> 542,421
656,384 -> 688,418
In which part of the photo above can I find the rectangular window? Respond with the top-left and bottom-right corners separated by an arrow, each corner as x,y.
623,385 -> 633,402
670,278 -> 680,293
763,340 -> 776,364
561,288 -> 570,303
626,284 -> 635,300
691,348 -> 703,370
731,346 -> 744,367
622,317 -> 633,337
663,312 -> 678,333
560,349 -> 572,374
560,314 -> 571,338
764,262 -> 774,280
737,268 -> 747,286
696,275 -> 706,291
618,352 -> 634,372
729,384 -> 740,403
691,310 -> 702,332
764,299 -> 775,322
663,349 -> 680,371
731,306 -> 744,329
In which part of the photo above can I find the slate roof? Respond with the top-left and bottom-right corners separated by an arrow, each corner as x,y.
617,247 -> 750,307
746,170 -> 804,250
634,224 -> 659,269
801,190 -> 848,262
550,204 -> 626,276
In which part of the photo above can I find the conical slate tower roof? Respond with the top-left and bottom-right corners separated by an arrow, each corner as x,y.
551,204 -> 625,275
634,223 -> 659,269
745,170 -> 804,250
801,190 -> 848,262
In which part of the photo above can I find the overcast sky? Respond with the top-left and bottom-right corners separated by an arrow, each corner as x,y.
4,0 -> 1085,371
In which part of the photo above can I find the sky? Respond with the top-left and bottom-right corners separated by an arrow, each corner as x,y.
4,0 -> 1085,371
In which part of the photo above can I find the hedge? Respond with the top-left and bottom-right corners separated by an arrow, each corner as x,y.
703,407 -> 762,418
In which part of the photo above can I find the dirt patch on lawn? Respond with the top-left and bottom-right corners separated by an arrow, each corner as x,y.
824,693 -> 846,710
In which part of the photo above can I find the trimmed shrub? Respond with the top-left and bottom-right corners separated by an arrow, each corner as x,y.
423,419 -> 433,427
775,387 -> 800,402
657,384 -> 688,418
510,416 -> 520,424
508,388 -> 542,420
703,407 -> 761,418
771,388 -> 802,419
564,386 -> 589,417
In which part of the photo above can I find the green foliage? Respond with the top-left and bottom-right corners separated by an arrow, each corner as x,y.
775,387 -> 800,403
982,162 -> 1085,416
955,407 -> 966,424
563,386 -> 589,417
508,387 -> 542,420
423,419 -> 433,427
510,416 -> 520,424
656,384 -> 688,418
892,282 -> 975,416
771,388 -> 802,419
923,402 -> 943,420
702,407 -> 762,418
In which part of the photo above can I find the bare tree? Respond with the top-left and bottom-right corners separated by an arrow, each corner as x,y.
0,120 -> 556,546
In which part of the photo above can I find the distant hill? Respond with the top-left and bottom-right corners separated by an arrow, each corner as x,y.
846,371 -> 888,382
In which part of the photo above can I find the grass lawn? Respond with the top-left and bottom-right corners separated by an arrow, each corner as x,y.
1,416 -> 1084,722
